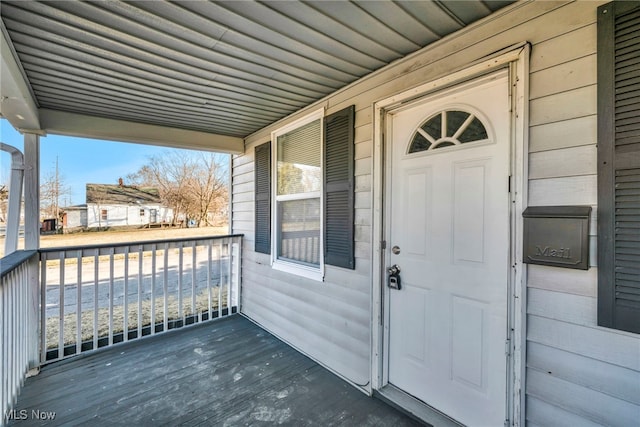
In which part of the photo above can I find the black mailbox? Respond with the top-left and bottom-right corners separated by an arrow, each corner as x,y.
522,206 -> 592,270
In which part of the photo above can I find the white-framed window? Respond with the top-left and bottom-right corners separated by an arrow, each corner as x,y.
255,105 -> 355,277
271,108 -> 324,281
139,208 -> 145,216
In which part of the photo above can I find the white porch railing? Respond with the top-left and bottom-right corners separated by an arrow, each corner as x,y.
1,250 -> 39,423
39,235 -> 242,362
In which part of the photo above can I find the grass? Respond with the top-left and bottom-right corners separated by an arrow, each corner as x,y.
0,225 -> 228,258
46,288 -> 229,349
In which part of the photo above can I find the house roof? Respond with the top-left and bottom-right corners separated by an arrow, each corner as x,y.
62,204 -> 87,211
86,183 -> 161,205
0,1 -> 515,152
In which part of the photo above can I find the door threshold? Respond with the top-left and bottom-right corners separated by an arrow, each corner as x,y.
375,385 -> 464,427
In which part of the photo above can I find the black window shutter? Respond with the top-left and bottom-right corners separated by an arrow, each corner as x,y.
254,142 -> 271,254
324,105 -> 355,269
597,1 -> 640,334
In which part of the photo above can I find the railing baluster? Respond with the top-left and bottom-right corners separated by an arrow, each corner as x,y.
1,275 -> 6,410
207,243 -> 212,321
4,275 -> 9,407
93,249 -> 99,351
226,242 -> 232,315
123,246 -> 129,342
58,252 -> 65,360
192,241 -> 197,323
40,253 -> 47,362
108,248 -> 114,346
151,244 -> 156,335
20,266 -> 25,378
18,265 -> 29,387
12,269 -> 17,398
76,250 -> 82,355
217,241 -> 223,317
233,240 -> 241,310
163,243 -> 169,333
138,245 -> 143,339
12,268 -> 17,389
8,270 -> 14,405
2,274 -> 6,406
178,243 -> 183,323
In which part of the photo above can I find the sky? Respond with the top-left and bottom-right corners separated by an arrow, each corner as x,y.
1,118 -> 225,206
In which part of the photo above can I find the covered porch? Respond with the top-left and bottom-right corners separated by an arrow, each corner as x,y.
1,2 -> 519,426
8,315 -> 421,426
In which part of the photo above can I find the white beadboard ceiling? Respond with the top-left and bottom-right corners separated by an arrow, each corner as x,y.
0,0 -> 514,141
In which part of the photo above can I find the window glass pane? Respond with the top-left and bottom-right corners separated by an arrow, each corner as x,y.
408,132 -> 432,153
446,110 -> 470,137
459,117 -> 488,143
421,113 -> 441,140
277,119 -> 321,195
278,198 -> 320,266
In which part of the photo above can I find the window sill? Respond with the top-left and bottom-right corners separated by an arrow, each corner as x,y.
272,259 -> 324,282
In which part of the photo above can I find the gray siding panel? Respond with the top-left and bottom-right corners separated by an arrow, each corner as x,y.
526,396 -> 607,427
526,369 -> 640,427
241,263 -> 370,385
530,115 -> 597,153
527,341 -> 640,405
527,264 -> 597,297
527,315 -> 640,371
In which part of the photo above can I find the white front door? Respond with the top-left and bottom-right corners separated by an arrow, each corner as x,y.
386,71 -> 510,426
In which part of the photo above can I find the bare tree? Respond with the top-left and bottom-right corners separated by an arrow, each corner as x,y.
40,157 -> 72,223
0,184 -> 8,223
184,153 -> 229,227
128,150 -> 229,227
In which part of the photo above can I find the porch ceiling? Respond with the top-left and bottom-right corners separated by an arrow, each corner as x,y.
0,0 -> 514,151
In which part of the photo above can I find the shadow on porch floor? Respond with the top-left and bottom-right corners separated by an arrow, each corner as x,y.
9,315 -> 424,426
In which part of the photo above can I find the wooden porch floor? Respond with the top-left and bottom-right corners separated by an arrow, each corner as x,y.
10,315 -> 423,426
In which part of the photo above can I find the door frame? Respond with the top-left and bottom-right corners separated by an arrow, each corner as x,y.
370,43 -> 530,426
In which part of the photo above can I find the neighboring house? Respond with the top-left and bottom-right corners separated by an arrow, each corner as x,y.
233,2 -> 640,426
61,204 -> 87,232
85,183 -> 172,228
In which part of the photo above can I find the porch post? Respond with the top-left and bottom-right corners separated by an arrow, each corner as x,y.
23,132 -> 40,367
23,133 -> 39,250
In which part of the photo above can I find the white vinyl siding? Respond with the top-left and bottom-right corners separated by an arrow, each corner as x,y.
525,2 -> 640,425
86,203 -> 171,228
233,2 -> 640,422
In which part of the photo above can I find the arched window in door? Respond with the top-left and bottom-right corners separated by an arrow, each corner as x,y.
408,109 -> 489,153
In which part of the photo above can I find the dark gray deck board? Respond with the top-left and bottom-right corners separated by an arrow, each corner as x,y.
10,315 -> 423,426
